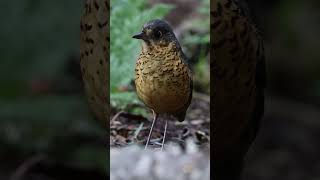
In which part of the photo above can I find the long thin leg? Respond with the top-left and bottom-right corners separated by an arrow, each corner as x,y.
145,110 -> 158,150
160,120 -> 168,151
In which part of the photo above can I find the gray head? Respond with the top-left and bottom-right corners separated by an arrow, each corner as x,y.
132,19 -> 178,46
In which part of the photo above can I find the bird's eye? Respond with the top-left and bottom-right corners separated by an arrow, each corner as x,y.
154,30 -> 162,39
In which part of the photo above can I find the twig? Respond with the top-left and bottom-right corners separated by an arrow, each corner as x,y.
10,154 -> 46,180
111,111 -> 125,123
133,122 -> 144,141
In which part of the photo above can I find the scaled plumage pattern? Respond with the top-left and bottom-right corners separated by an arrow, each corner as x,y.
133,19 -> 193,149
80,0 -> 110,126
212,0 -> 266,179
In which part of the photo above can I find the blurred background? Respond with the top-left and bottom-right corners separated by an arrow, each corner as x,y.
110,0 -> 210,149
0,1 -> 105,179
1,0 -> 319,179
243,0 -> 320,179
0,0 -> 210,179
110,0 -> 209,106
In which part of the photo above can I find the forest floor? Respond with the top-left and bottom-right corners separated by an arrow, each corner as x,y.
110,92 -> 210,151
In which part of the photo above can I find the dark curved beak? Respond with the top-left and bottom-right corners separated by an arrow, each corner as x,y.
132,32 -> 145,39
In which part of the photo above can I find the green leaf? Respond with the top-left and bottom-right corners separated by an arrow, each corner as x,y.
110,0 -> 173,109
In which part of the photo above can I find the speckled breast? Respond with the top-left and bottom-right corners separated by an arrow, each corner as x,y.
135,49 -> 191,114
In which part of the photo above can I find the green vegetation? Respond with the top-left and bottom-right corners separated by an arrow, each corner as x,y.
181,0 -> 210,93
110,0 -> 173,109
182,0 -> 210,45
0,1 -> 106,174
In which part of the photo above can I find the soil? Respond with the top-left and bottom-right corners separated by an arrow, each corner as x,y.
110,92 -> 210,151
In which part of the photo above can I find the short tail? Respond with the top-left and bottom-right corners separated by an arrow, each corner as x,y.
172,111 -> 186,122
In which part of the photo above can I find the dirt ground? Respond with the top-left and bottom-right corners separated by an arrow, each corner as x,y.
110,92 -> 210,151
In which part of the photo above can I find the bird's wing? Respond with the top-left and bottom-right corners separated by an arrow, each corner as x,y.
172,51 -> 193,122
212,0 -> 266,163
249,34 -> 266,140
80,0 -> 110,126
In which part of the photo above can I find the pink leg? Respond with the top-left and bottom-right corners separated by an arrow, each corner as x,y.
145,110 -> 158,150
160,119 -> 168,151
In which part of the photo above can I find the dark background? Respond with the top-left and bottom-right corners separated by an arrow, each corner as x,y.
0,0 -> 319,179
0,1 -> 106,179
244,0 -> 320,179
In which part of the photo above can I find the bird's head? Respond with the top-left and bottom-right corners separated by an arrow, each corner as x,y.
132,19 -> 177,48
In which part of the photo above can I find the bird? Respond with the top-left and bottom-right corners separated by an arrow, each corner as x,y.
80,0 -> 110,127
132,19 -> 193,150
212,0 -> 265,179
